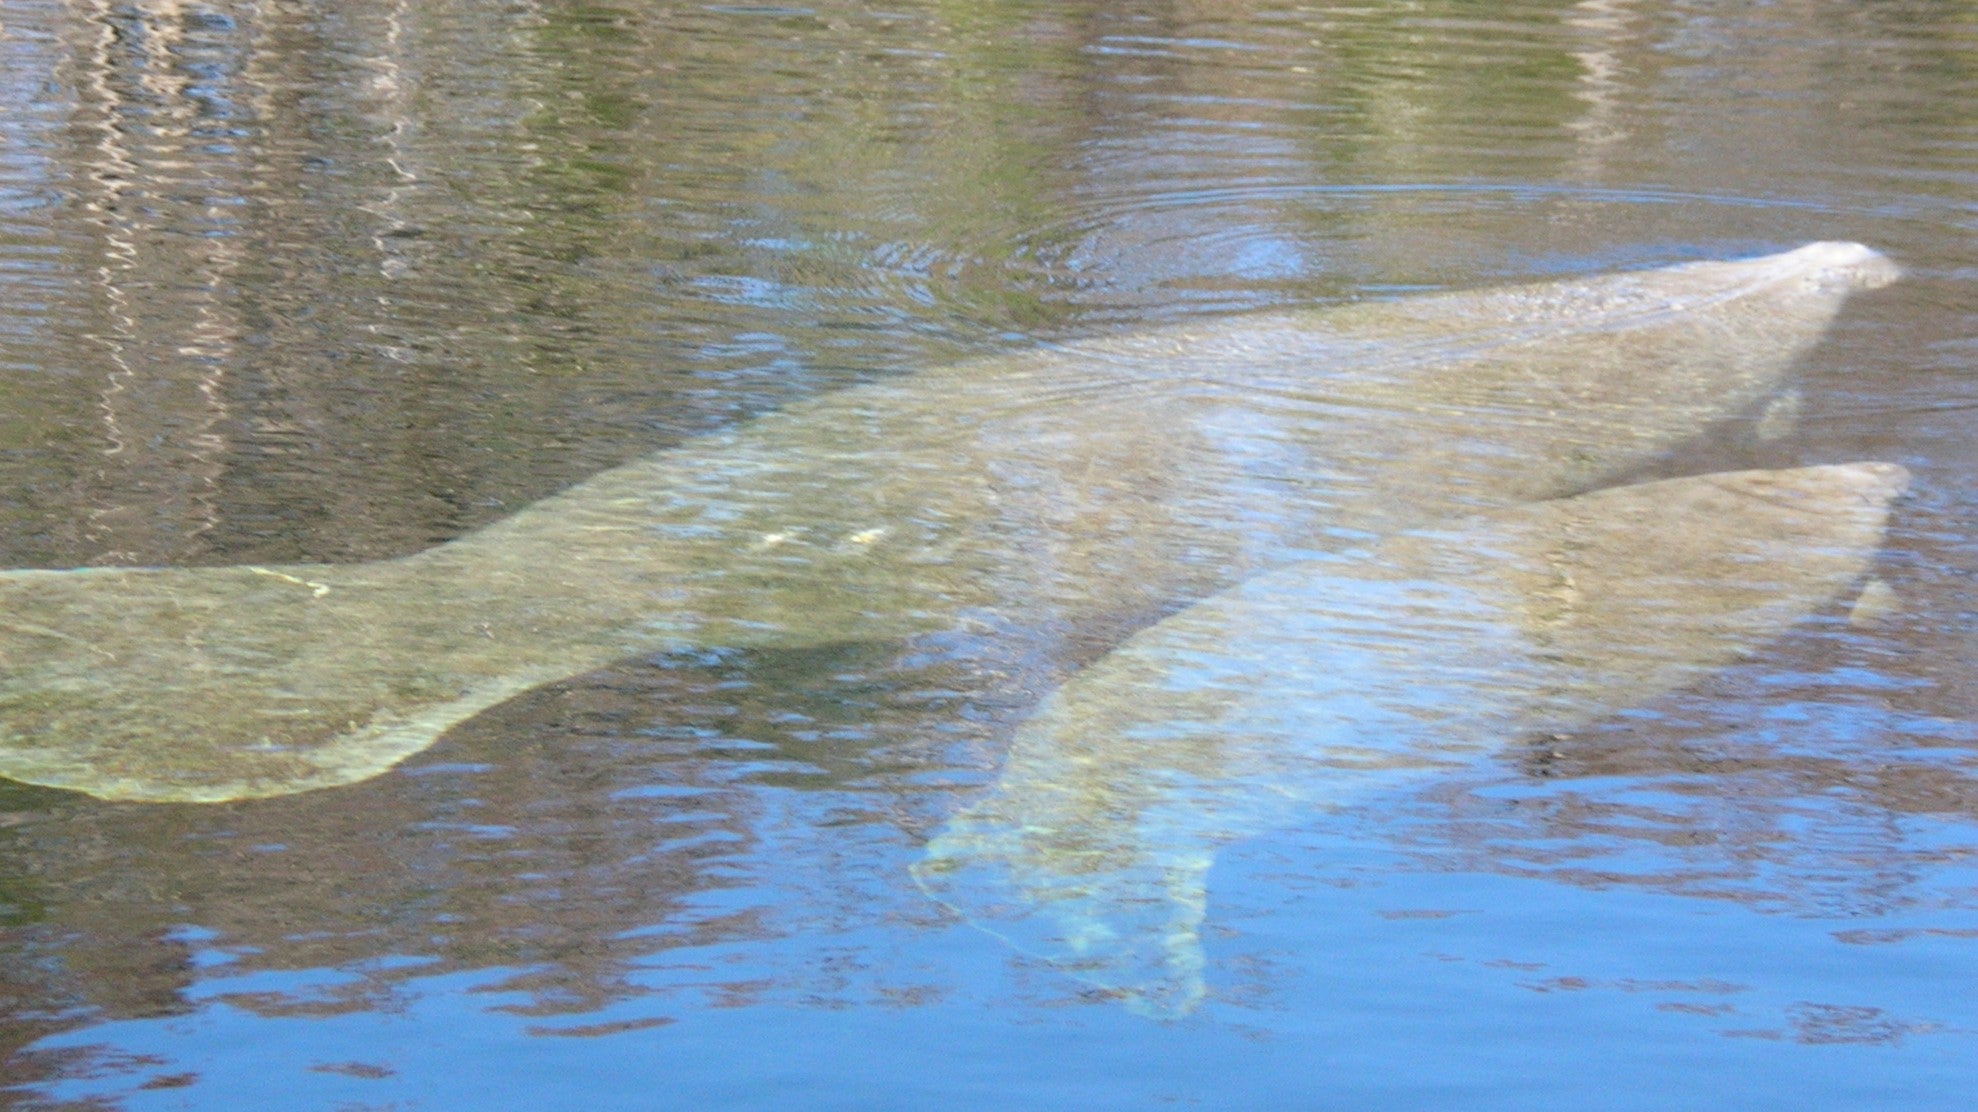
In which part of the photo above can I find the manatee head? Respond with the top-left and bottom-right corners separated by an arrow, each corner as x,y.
1701,459 -> 1911,516
1780,241 -> 1902,291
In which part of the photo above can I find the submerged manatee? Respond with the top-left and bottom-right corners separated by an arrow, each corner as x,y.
0,243 -> 1898,801
912,463 -> 1910,1016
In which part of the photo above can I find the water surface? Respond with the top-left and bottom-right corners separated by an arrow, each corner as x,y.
0,0 -> 1975,1107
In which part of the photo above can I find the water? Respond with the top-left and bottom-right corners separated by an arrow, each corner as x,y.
0,0 -> 1975,1106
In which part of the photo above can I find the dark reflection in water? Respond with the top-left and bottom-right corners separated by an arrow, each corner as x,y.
0,0 -> 1975,1106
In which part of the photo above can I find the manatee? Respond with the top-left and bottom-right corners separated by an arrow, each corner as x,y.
912,462 -> 1910,1016
0,243 -> 1899,802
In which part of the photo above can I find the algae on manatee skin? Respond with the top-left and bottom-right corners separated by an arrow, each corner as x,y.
914,462 -> 1910,1016
0,243 -> 1901,802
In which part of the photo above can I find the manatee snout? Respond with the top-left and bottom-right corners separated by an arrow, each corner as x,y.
1831,459 -> 1913,503
1787,241 -> 1902,290
1706,459 -> 1911,514
1789,460 -> 1911,512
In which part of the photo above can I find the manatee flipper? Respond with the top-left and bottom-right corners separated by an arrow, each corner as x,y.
1755,387 -> 1805,442
1848,577 -> 1901,628
913,575 -> 1495,1015
915,796 -> 1215,1016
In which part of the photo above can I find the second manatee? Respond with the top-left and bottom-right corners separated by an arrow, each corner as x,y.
914,462 -> 1911,1015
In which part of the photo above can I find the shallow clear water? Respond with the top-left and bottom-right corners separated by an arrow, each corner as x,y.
1,0 -> 1976,1106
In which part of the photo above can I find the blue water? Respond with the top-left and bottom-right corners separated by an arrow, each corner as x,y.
24,829 -> 1978,1109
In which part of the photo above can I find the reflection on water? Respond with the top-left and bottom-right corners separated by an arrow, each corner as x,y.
0,0 -> 1975,1106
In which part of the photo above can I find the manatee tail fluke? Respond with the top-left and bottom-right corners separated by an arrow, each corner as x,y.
0,560 -> 577,802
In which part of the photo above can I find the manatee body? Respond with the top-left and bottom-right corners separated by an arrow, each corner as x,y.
912,462 -> 1911,1016
0,243 -> 1899,801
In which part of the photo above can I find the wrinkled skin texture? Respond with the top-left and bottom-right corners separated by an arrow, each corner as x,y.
914,463 -> 1911,1016
0,243 -> 1900,801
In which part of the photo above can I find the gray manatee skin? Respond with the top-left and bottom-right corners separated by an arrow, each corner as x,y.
912,462 -> 1911,1017
0,243 -> 1900,802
